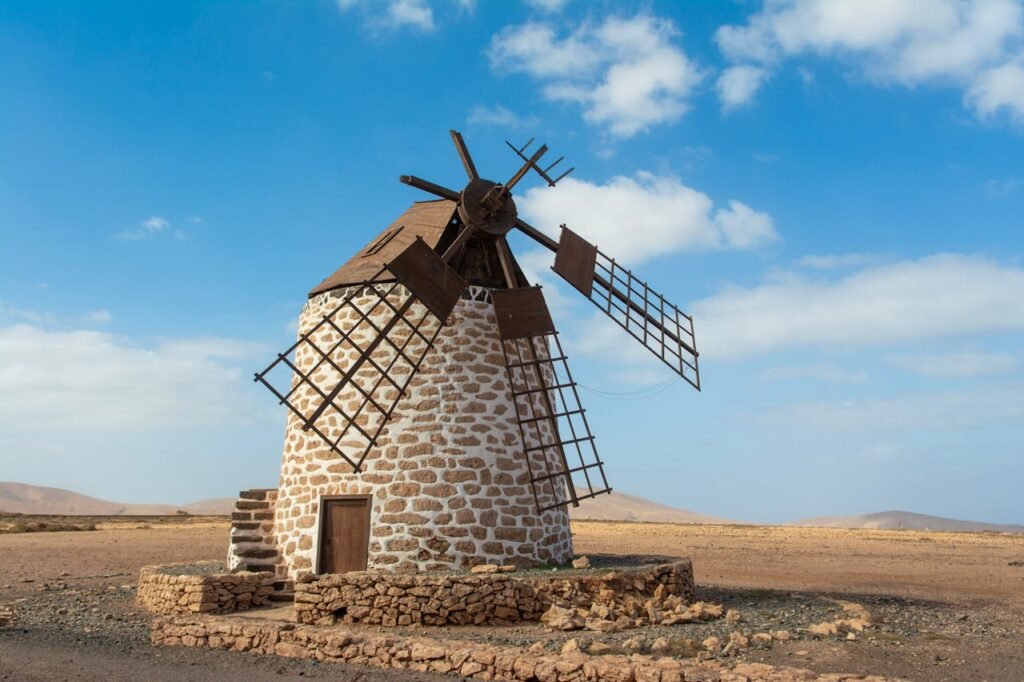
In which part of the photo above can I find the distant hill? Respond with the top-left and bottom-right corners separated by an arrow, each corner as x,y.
0,482 -> 234,516
790,510 -> 1024,534
569,491 -> 734,525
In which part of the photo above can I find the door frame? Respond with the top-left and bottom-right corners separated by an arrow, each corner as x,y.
315,494 -> 373,574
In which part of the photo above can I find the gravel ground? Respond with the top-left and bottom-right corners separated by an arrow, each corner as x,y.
2,520 -> 1023,681
0,579 -> 446,681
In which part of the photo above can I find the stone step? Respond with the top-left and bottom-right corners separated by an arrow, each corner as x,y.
235,500 -> 270,511
239,488 -> 277,501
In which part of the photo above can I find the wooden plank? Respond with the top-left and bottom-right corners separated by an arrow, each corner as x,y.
552,227 -> 597,296
320,497 -> 370,573
387,238 -> 466,320
491,287 -> 556,340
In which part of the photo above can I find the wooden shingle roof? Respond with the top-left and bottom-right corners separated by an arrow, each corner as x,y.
308,200 -> 458,296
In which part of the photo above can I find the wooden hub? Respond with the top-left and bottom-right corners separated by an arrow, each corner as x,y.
457,178 -> 517,236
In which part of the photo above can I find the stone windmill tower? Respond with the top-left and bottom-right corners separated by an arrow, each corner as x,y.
228,132 -> 700,580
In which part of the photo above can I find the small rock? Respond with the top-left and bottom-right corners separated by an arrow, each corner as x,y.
725,608 -> 741,624
585,617 -> 620,633
57,608 -> 69,616
701,636 -> 721,652
689,601 -> 724,620
773,630 -> 792,641
497,565 -> 518,573
571,556 -> 591,569
540,605 -> 585,631
728,632 -> 749,649
846,632 -> 857,641
808,622 -> 838,637
613,615 -> 634,630
469,564 -> 499,574
587,641 -> 613,655
622,636 -> 645,652
103,613 -> 115,621
527,642 -> 546,654
650,637 -> 671,654
752,633 -> 773,645
794,650 -> 809,656
561,638 -> 581,654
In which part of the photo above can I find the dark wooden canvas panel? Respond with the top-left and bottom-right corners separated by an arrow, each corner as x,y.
553,227 -> 598,296
491,287 -> 556,340
308,200 -> 457,296
319,497 -> 371,574
386,238 -> 466,320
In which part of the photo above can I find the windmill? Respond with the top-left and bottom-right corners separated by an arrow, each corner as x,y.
241,131 -> 700,577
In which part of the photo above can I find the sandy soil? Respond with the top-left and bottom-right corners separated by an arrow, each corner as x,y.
1,518 -> 1023,681
572,521 -> 1024,604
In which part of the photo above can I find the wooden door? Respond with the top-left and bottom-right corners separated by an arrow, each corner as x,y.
318,497 -> 371,573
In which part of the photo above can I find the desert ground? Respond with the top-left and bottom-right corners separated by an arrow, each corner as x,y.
1,517 -> 1022,681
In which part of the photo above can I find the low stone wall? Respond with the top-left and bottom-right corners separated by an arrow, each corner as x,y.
295,560 -> 694,626
152,613 -> 890,681
138,562 -> 276,615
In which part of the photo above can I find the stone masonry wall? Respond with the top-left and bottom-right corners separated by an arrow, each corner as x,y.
151,613 -> 888,681
226,489 -> 282,575
273,286 -> 574,578
138,563 -> 276,615
294,561 -> 694,627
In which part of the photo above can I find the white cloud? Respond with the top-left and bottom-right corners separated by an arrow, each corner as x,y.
82,309 -> 112,325
984,176 -> 1024,196
714,200 -> 778,249
338,0 -> 435,32
886,350 -> 1019,378
0,324 -> 265,431
467,104 -> 538,128
760,363 -> 867,383
716,65 -> 769,110
387,0 -> 434,31
966,54 -> 1024,123
524,0 -> 569,13
760,383 -> 1024,434
694,254 -> 1024,359
715,0 -> 1024,120
518,172 -> 778,264
488,15 -> 704,138
117,216 -> 171,240
797,253 -> 880,269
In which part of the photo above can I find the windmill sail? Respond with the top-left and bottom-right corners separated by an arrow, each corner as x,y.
492,287 -> 610,512
254,240 -> 465,472
552,227 -> 700,390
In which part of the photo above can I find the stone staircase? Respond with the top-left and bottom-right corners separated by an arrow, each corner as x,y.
226,488 -> 293,602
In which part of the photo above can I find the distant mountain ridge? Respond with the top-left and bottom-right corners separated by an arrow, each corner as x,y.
789,510 -> 1024,533
569,491 -> 734,525
0,482 -> 234,515
3,482 -> 1020,532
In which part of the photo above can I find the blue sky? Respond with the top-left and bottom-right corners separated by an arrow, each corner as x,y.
1,0 -> 1021,524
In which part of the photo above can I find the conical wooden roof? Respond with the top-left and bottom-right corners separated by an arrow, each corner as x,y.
308,200 -> 458,296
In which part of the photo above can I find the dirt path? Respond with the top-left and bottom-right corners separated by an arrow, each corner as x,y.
2,519 -> 1023,681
